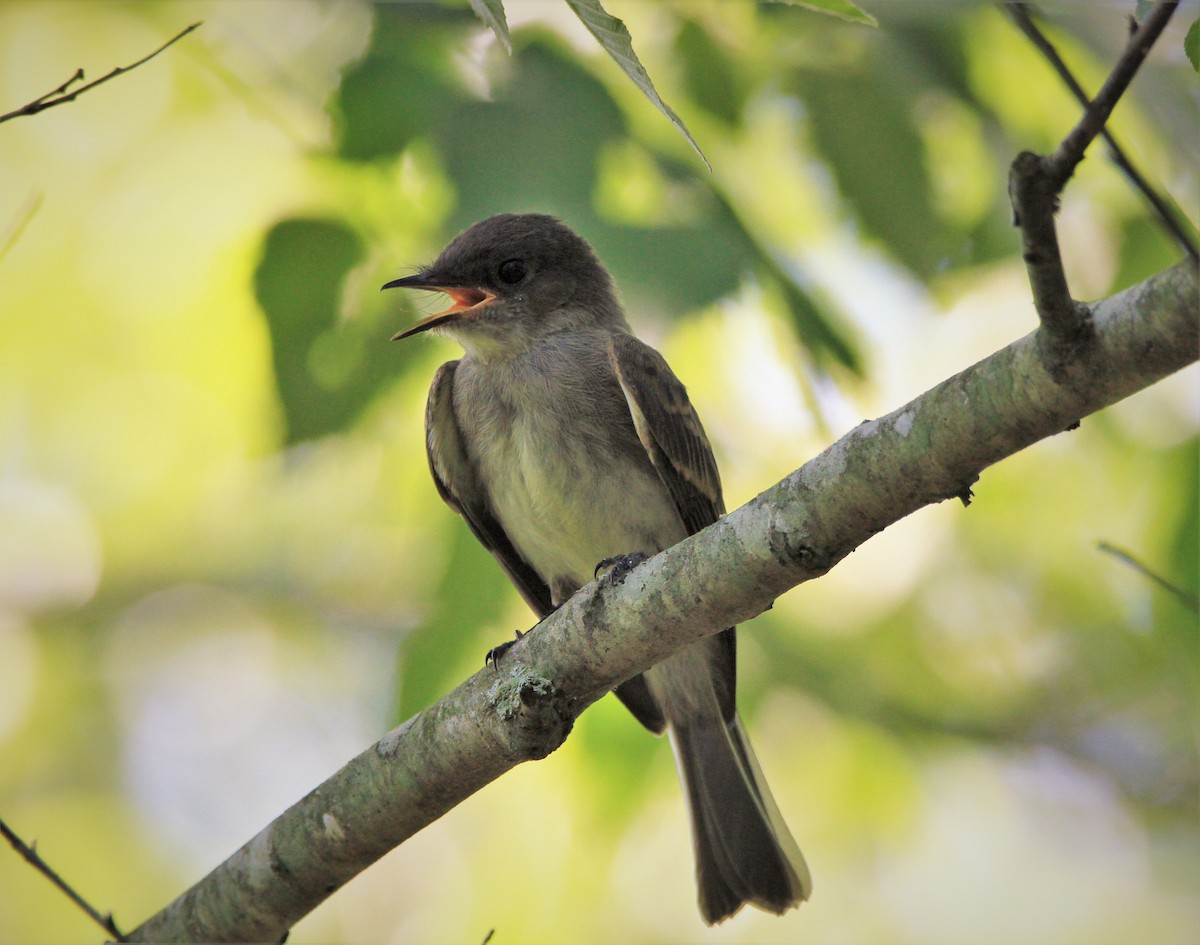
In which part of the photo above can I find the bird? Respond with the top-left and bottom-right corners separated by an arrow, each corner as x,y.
383,212 -> 810,924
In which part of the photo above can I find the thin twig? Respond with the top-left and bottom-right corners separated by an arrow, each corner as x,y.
1007,0 -> 1179,371
1047,1 -> 1178,187
0,191 -> 43,266
1098,542 -> 1200,614
1004,3 -> 1198,263
0,817 -> 126,941
1008,149 -> 1094,368
0,22 -> 201,124
31,67 -> 85,106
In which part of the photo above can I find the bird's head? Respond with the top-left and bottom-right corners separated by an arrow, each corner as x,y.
383,213 -> 623,358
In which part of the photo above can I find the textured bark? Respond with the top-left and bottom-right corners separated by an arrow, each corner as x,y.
128,259 -> 1198,943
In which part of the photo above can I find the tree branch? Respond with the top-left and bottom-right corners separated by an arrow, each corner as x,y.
1097,541 -> 1200,613
0,22 -> 201,124
0,817 -> 125,941
1009,149 -> 1093,365
127,259 -> 1199,943
1046,0 -> 1178,187
1003,3 -> 1198,263
1007,0 -> 1180,376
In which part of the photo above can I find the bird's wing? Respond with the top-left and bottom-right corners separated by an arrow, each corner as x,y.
607,331 -> 737,723
425,360 -> 555,618
606,332 -> 726,533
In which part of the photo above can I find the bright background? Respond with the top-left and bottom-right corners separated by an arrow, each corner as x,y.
0,2 -> 1197,943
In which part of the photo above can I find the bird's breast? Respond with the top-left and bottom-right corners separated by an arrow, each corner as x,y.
455,346 -> 685,594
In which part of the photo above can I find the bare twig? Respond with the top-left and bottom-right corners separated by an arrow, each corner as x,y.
1098,542 -> 1200,613
0,817 -> 126,941
29,67 -> 85,106
1047,1 -> 1178,186
0,191 -> 43,266
0,22 -> 201,125
1004,3 -> 1198,263
1008,1 -> 1179,374
1008,149 -> 1093,366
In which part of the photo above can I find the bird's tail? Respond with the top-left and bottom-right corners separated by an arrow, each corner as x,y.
669,713 -> 811,924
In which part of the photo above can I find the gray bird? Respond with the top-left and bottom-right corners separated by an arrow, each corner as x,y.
384,213 -> 810,924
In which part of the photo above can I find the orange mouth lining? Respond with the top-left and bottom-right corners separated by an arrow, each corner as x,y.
437,286 -> 495,315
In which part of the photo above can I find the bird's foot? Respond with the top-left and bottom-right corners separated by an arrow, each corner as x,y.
485,628 -> 525,670
594,552 -> 649,587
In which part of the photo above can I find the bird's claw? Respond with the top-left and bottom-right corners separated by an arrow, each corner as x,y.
594,552 -> 649,586
485,628 -> 525,670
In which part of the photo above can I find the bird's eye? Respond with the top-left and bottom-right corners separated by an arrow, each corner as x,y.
498,259 -> 527,285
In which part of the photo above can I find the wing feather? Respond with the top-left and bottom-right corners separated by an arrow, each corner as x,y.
606,333 -> 725,534
607,332 -> 736,721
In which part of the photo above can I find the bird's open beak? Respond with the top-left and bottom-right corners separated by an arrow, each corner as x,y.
382,273 -> 496,340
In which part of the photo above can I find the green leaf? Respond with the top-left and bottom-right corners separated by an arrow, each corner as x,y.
675,18 -> 747,127
1185,18 -> 1200,73
565,0 -> 710,169
790,64 -> 945,278
435,41 -> 627,227
255,218 -> 412,443
334,5 -> 474,162
768,0 -> 878,26
707,184 -> 862,373
467,0 -> 511,51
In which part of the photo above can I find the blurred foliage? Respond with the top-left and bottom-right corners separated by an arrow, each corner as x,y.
257,218 -> 377,443
0,2 -> 1197,944
564,0 -> 711,168
338,11 -> 861,367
